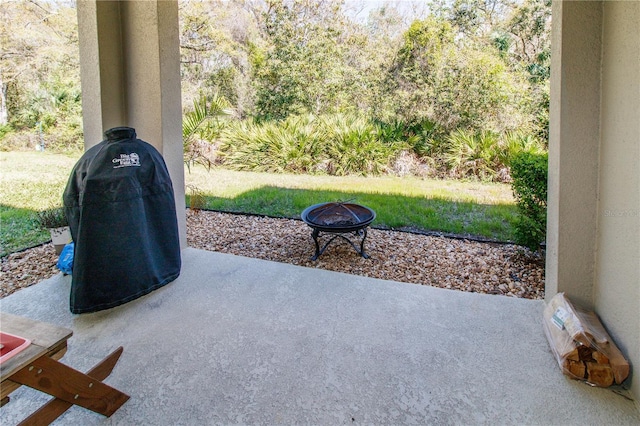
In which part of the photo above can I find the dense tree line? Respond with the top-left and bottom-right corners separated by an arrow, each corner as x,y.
0,0 -> 81,150
1,0 -> 551,180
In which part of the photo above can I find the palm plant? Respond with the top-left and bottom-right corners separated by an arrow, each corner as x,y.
445,129 -> 502,180
320,114 -> 404,176
182,93 -> 233,172
499,131 -> 545,167
219,120 -> 286,173
220,115 -> 323,174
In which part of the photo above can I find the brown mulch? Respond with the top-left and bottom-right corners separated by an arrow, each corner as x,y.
1,210 -> 545,299
1,243 -> 60,298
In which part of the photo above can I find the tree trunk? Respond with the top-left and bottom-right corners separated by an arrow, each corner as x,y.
0,74 -> 8,125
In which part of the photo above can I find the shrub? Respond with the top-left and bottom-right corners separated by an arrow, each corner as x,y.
183,93 -> 233,172
0,124 -> 12,140
34,206 -> 68,229
510,151 -> 548,251
445,129 -> 502,181
319,114 -> 405,176
220,115 -> 322,174
220,114 -> 406,176
500,131 -> 545,167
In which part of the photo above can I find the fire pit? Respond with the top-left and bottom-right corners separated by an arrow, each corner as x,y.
301,202 -> 376,260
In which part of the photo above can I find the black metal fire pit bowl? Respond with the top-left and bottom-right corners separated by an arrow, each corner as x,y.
301,202 -> 376,260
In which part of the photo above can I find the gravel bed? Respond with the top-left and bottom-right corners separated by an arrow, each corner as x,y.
1,243 -> 60,298
1,210 -> 545,299
188,210 -> 545,299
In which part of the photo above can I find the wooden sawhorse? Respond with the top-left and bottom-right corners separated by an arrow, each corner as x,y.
1,312 -> 129,425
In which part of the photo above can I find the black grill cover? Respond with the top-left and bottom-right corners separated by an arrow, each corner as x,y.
63,127 -> 181,314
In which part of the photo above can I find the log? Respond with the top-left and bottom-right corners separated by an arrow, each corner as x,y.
585,362 -> 614,387
563,359 -> 586,379
543,300 -> 576,359
565,348 -> 580,362
576,345 -> 593,362
548,294 -> 593,346
592,351 -> 609,365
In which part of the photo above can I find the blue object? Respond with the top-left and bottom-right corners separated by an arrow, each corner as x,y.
56,242 -> 74,275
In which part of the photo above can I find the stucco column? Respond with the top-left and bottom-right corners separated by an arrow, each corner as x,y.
594,0 -> 640,403
546,0 -> 602,308
76,0 -> 186,248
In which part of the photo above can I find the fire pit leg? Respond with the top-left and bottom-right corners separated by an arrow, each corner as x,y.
359,228 -> 370,259
309,228 -> 371,260
311,228 -> 322,261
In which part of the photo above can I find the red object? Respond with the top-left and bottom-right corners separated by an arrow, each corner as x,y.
0,331 -> 31,364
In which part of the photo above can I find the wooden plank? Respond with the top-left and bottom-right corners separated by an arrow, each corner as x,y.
17,347 -> 128,426
0,312 -> 72,348
1,345 -> 48,380
1,345 -> 68,400
9,355 -> 129,417
1,313 -> 73,401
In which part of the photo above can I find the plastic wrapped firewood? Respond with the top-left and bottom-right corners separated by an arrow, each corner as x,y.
543,293 -> 630,387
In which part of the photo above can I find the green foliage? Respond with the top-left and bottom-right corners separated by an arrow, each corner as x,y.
374,119 -> 423,150
510,151 -> 548,250
218,110 -> 545,181
391,17 -> 532,136
34,206 -> 68,229
320,114 -> 406,176
443,129 -> 546,182
183,93 -> 233,172
0,124 -> 12,140
179,0 -> 256,117
445,130 -> 502,180
219,114 -> 407,176
1,1 -> 83,151
1,0 -> 552,177
220,115 -> 322,174
251,0 -> 349,121
500,131 -> 546,166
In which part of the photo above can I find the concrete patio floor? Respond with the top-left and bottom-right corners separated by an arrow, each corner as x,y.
1,247 -> 638,425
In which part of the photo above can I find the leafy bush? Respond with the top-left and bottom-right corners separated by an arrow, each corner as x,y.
183,93 -> 233,171
319,114 -> 405,176
443,129 -> 546,182
219,114 -> 406,176
0,124 -> 12,140
510,151 -> 548,250
34,206 -> 68,229
445,129 -> 502,180
217,112 -> 546,180
500,131 -> 546,166
220,115 -> 322,174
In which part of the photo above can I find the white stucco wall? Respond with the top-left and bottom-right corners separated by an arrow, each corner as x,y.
547,1 -> 602,308
594,0 -> 640,404
119,1 -> 186,248
549,0 -> 639,403
76,1 -> 126,147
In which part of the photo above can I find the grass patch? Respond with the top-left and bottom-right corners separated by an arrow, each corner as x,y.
1,151 -> 518,257
0,151 -> 80,256
185,164 -> 518,241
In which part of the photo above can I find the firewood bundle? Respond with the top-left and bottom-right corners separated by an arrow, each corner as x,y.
543,293 -> 630,387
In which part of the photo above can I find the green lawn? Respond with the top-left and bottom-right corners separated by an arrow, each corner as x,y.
185,164 -> 518,241
0,151 -> 80,256
0,151 -> 519,257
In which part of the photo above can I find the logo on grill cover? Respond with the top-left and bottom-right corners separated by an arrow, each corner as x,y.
112,153 -> 140,168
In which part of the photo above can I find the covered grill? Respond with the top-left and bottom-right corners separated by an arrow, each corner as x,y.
63,127 -> 181,314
